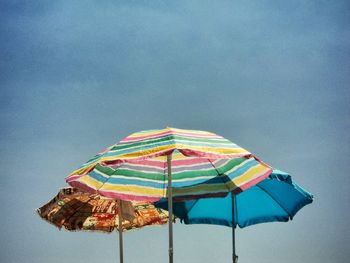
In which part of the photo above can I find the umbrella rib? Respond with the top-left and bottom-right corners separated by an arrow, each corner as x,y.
182,199 -> 200,219
207,158 -> 221,177
207,159 -> 231,192
256,184 -> 292,218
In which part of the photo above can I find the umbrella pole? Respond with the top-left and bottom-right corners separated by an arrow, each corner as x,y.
232,193 -> 238,263
167,154 -> 173,263
117,200 -> 124,263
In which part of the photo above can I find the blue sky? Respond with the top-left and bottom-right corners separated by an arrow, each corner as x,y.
1,1 -> 349,262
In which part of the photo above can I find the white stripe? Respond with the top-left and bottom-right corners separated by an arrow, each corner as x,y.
93,168 -> 111,179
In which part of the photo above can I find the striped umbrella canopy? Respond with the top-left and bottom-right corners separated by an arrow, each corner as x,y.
66,127 -> 273,263
66,127 -> 272,202
37,188 -> 169,263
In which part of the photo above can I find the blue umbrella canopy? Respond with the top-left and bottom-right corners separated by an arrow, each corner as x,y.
157,170 -> 313,228
156,170 -> 313,262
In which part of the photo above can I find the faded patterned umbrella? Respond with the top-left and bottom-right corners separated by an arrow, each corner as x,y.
37,187 -> 169,263
66,127 -> 274,263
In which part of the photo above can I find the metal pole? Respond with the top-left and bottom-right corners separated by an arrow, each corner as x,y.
167,154 -> 173,263
118,200 -> 124,263
232,193 -> 238,263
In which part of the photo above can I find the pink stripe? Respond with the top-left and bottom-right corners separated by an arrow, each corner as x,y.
111,149 -> 175,162
171,157 -> 209,166
66,174 -> 86,182
168,130 -> 221,138
98,190 -> 160,202
179,149 -> 251,159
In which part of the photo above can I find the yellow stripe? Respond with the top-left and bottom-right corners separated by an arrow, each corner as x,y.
127,127 -> 219,138
127,128 -> 169,138
171,152 -> 188,159
230,165 -> 270,187
77,173 -> 165,196
101,183 -> 165,196
169,127 -> 217,136
79,174 -> 105,189
68,164 -> 96,177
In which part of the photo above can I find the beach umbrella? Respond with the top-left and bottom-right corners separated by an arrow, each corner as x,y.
37,187 -> 169,263
66,127 -> 274,263
156,169 -> 313,262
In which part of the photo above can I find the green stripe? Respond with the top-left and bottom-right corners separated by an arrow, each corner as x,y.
85,154 -> 104,164
113,169 -> 166,180
215,158 -> 246,174
95,164 -> 117,175
172,169 -> 219,179
111,136 -> 172,151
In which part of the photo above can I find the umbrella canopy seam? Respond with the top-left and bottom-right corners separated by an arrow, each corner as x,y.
207,158 -> 233,193
256,183 -> 292,219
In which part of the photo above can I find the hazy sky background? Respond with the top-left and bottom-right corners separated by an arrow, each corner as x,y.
1,1 -> 349,262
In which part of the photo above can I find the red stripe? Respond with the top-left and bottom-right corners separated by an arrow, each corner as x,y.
120,130 -> 171,143
98,190 -> 160,202
67,181 -> 99,194
179,149 -> 251,159
66,174 -> 87,182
